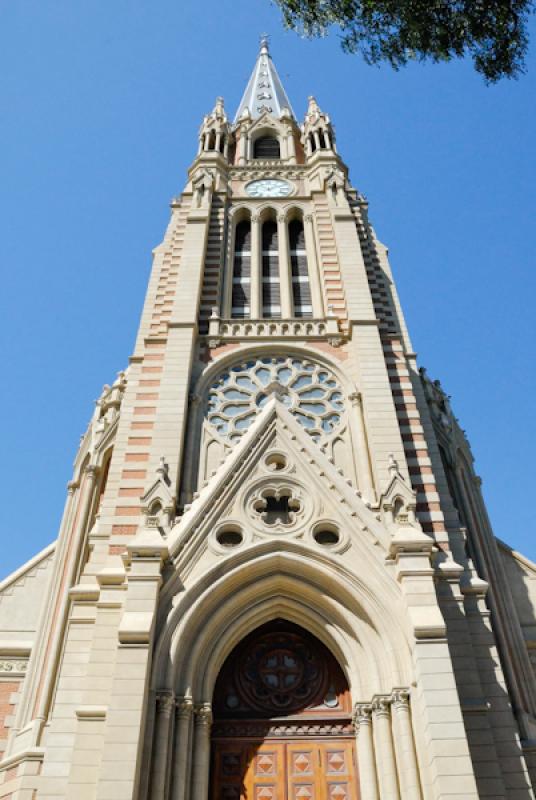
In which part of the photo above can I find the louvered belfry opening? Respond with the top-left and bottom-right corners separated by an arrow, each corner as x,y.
289,219 -> 312,317
231,220 -> 251,318
261,220 -> 280,318
254,136 -> 280,159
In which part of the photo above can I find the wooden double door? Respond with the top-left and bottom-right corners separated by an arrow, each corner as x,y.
211,739 -> 358,800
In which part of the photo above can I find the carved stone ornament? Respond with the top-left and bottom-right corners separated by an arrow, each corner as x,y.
195,703 -> 213,727
391,688 -> 410,709
352,703 -> 373,733
0,659 -> 28,675
176,696 -> 194,718
156,691 -> 176,717
246,479 -> 311,535
371,696 -> 392,718
205,356 -> 345,448
211,720 -> 353,739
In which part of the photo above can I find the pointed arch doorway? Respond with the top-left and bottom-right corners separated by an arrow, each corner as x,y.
210,620 -> 359,799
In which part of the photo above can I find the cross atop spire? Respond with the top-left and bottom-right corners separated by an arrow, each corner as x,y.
234,37 -> 295,123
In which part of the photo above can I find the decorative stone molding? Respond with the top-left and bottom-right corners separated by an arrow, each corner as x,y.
176,696 -> 194,719
194,703 -> 213,728
75,705 -> 107,720
371,695 -> 393,719
352,703 -> 373,732
0,658 -> 28,676
212,720 -> 354,738
245,478 -> 310,535
156,691 -> 176,718
355,689 -> 413,721
229,166 -> 306,181
207,316 -> 343,342
391,688 -> 410,709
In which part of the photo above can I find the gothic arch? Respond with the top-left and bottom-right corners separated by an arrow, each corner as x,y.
153,542 -> 413,701
143,545 -> 418,800
250,123 -> 282,154
280,203 -> 307,222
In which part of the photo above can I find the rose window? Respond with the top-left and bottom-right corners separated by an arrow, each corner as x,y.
206,357 -> 344,445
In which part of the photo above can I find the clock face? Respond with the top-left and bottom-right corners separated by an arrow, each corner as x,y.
246,179 -> 292,198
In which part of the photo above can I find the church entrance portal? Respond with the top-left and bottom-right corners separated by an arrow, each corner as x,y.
210,620 -> 359,799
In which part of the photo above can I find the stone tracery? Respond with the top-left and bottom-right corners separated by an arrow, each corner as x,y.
205,355 -> 344,445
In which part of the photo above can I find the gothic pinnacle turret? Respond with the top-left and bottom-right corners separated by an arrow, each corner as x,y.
234,36 -> 295,122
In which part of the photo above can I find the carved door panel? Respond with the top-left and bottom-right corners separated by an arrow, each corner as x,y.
211,742 -> 249,800
287,743 -> 319,800
246,744 -> 286,800
320,742 -> 358,800
211,740 -> 358,800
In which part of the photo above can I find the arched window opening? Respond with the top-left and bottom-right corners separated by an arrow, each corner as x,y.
231,220 -> 251,318
289,219 -> 312,318
319,129 -> 327,149
262,220 -> 280,318
309,133 -> 316,152
254,136 -> 280,159
218,134 -> 225,154
208,130 -> 216,150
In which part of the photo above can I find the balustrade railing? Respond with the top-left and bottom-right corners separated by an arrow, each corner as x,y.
207,315 -> 343,345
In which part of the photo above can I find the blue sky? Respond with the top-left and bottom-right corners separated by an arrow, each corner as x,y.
1,1 -> 535,578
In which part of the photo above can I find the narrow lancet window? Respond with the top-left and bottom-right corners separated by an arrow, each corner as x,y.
262,220 -> 280,318
289,220 -> 312,317
231,220 -> 251,318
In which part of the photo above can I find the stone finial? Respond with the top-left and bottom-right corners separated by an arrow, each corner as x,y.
213,96 -> 226,120
157,456 -> 170,484
388,452 -> 399,476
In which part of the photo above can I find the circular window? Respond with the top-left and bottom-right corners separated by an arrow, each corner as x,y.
216,528 -> 243,548
205,357 -> 344,446
314,527 -> 340,546
265,453 -> 287,472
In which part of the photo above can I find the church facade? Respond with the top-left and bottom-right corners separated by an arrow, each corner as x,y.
2,40 -> 536,800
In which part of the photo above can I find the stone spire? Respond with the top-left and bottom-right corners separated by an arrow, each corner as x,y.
234,36 -> 295,122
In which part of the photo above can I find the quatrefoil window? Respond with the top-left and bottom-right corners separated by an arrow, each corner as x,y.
205,356 -> 344,446
253,489 -> 301,526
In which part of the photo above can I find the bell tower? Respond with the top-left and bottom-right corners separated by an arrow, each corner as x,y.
2,38 -> 536,800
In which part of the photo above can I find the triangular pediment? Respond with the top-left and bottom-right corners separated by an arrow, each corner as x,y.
167,398 -> 394,569
247,111 -> 285,136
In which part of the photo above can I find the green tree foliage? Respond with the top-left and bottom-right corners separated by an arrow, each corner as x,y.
274,0 -> 534,82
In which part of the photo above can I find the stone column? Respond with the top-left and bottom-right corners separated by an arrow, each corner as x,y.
215,132 -> 222,153
238,130 -> 247,165
354,704 -> 379,800
190,703 -> 213,800
250,214 -> 261,318
170,697 -> 194,800
314,130 -> 321,151
303,213 -> 324,317
348,391 -> 375,503
34,463 -> 99,723
372,697 -> 400,800
151,691 -> 176,799
287,129 -> 297,164
277,214 -> 293,318
391,690 -> 422,800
